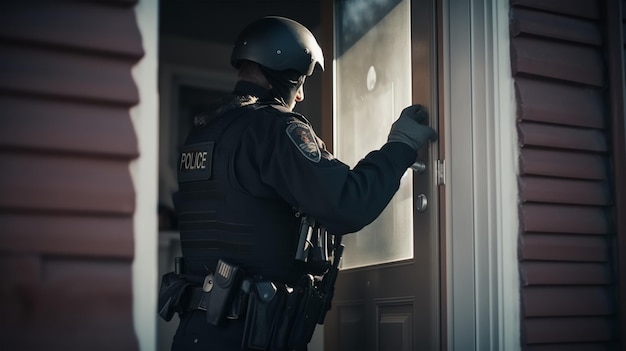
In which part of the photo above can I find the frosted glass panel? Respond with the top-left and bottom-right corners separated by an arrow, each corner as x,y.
335,0 -> 413,269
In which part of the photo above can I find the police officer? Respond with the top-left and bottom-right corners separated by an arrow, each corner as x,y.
170,16 -> 437,351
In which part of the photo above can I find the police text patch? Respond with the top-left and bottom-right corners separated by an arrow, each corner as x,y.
178,141 -> 215,183
286,122 -> 321,163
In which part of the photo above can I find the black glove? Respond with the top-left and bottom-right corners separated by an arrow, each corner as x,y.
387,104 -> 438,151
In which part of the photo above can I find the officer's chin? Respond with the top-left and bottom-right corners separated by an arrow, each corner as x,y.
288,100 -> 297,111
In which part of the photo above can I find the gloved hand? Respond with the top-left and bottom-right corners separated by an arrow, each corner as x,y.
387,104 -> 438,151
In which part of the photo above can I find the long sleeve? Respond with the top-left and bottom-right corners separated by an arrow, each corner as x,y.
233,108 -> 416,235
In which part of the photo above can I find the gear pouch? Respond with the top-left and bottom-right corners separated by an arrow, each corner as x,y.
242,281 -> 285,350
158,272 -> 192,321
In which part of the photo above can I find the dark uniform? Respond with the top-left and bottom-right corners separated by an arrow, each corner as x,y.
171,80 -> 417,350
162,15 -> 436,351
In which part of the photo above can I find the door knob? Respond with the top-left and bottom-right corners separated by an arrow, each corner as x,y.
411,160 -> 426,173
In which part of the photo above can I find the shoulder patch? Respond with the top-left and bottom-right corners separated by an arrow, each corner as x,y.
285,121 -> 321,163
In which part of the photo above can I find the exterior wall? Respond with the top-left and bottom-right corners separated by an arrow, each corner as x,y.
0,1 -> 143,350
511,0 -> 623,349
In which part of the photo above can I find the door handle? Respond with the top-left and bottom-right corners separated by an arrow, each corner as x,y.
412,159 -> 428,212
416,194 -> 428,212
410,160 -> 426,174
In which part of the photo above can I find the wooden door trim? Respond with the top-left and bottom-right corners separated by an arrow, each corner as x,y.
605,0 -> 626,346
320,0 -> 335,152
434,0 -> 447,349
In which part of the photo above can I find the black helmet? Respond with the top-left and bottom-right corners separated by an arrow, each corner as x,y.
231,16 -> 324,76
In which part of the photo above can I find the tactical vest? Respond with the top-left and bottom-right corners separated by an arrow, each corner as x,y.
176,103 -> 306,284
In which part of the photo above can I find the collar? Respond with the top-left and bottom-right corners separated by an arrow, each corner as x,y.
232,81 -> 273,100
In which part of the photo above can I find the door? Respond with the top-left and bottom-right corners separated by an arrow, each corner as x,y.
324,0 -> 441,350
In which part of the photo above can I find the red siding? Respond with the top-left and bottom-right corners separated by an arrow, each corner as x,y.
511,0 -> 622,349
515,78 -> 606,128
524,287 -> 614,317
0,1 -> 142,350
512,37 -> 604,86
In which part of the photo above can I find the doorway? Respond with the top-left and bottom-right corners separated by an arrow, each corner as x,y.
323,0 -> 442,350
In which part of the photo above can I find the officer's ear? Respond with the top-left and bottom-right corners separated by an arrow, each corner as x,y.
295,85 -> 304,103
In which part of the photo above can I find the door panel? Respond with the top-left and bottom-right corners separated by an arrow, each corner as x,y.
325,0 -> 440,350
335,0 -> 414,269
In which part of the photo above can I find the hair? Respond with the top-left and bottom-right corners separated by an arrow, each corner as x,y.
237,60 -> 271,90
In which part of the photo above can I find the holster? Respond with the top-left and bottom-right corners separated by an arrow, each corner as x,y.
242,281 -> 286,350
158,272 -> 193,321
288,275 -> 324,349
241,275 -> 324,350
207,259 -> 243,326
271,286 -> 300,350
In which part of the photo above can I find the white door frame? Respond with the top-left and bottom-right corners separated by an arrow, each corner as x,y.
443,0 -> 520,350
130,1 -> 159,350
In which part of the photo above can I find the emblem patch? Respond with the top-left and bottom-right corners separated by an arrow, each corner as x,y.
286,122 -> 321,163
